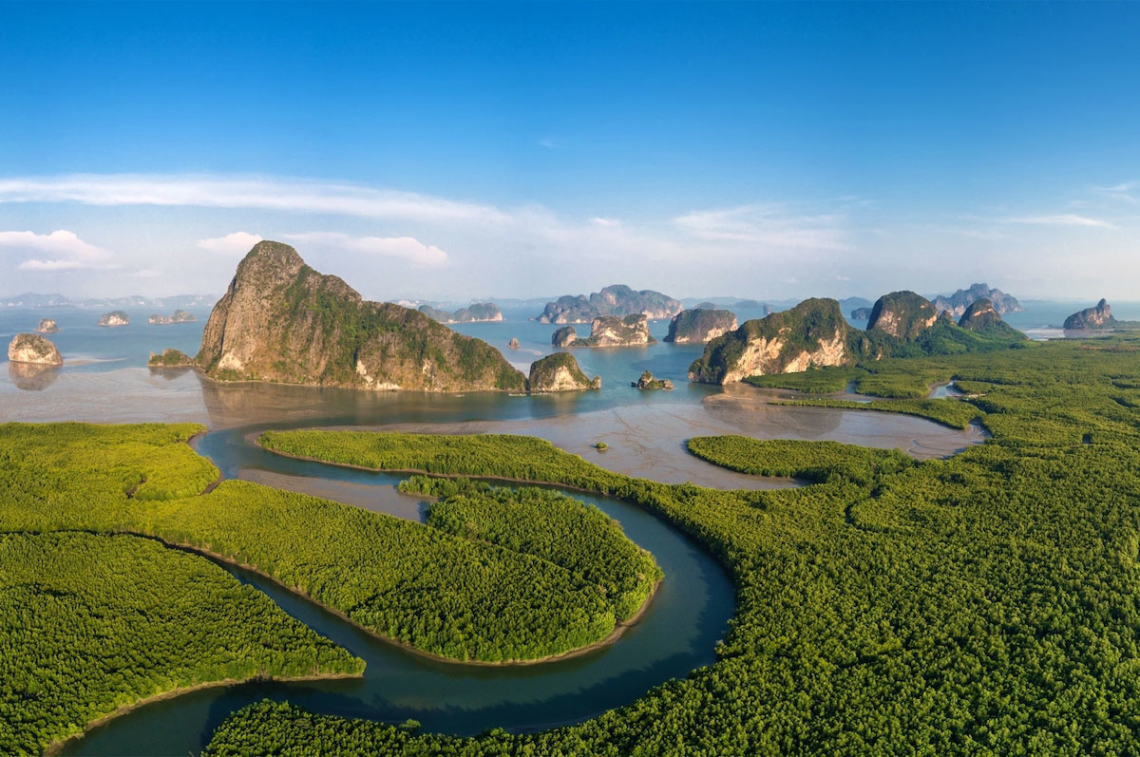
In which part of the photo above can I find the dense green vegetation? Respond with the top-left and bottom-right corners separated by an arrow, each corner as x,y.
403,475 -> 661,621
209,337 -> 1140,754
0,423 -> 655,666
0,531 -> 363,756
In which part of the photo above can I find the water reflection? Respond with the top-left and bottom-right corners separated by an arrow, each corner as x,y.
7,361 -> 60,391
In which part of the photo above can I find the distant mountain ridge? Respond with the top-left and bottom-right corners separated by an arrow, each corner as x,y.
537,285 -> 682,323
2,292 -> 217,309
931,284 -> 1022,317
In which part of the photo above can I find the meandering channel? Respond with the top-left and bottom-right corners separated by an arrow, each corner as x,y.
57,424 -> 737,756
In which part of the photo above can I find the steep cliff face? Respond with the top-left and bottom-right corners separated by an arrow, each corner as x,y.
528,352 -> 600,392
537,285 -> 681,323
867,291 -> 938,340
933,283 -> 1023,317
664,308 -> 738,344
8,334 -> 63,365
551,326 -> 578,348
581,315 -> 655,347
1064,299 -> 1116,330
689,298 -> 854,384
196,241 -> 526,392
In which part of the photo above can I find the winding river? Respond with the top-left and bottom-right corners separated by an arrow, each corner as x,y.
1,313 -> 990,755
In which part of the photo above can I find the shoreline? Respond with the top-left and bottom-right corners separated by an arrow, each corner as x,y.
42,670 -> 362,757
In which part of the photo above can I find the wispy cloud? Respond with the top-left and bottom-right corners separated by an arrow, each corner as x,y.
282,232 -> 449,267
197,231 -> 263,255
999,214 -> 1114,229
672,203 -> 850,250
590,217 -> 621,227
538,137 -> 566,150
0,174 -> 513,225
0,229 -> 112,272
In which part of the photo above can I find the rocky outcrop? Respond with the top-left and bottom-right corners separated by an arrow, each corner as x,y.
690,298 -> 853,384
36,318 -> 59,333
580,315 -> 654,347
8,333 -> 63,365
933,283 -> 1023,317
537,285 -> 681,324
148,348 -> 195,368
1064,299 -> 1116,330
171,309 -> 195,323
850,307 -> 871,320
196,241 -> 527,392
867,292 -> 938,340
957,299 -> 1001,331
508,337 -> 520,350
419,302 -> 503,323
98,311 -> 130,327
633,370 -> 673,390
664,309 -> 738,344
528,353 -> 601,393
551,326 -> 578,348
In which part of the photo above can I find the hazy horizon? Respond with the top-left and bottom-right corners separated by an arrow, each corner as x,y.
3,3 -> 1138,302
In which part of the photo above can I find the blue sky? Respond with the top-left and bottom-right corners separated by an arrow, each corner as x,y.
1,1 -> 1138,302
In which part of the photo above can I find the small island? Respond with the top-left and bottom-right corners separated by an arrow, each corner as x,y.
98,311 -> 130,327
149,309 -> 197,325
537,285 -> 682,324
8,333 -> 63,366
528,352 -> 601,392
508,337 -> 520,350
664,308 -> 738,344
1064,299 -> 1116,330
148,348 -> 196,368
632,370 -> 673,390
850,307 -> 871,320
36,318 -> 59,333
419,302 -> 504,323
553,315 -> 655,347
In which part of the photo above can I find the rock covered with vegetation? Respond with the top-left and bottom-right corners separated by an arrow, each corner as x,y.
689,298 -> 853,383
98,310 -> 130,327
956,298 -> 1017,336
932,282 -> 1023,317
1064,298 -> 1116,330
150,309 -> 197,325
537,284 -> 682,323
36,318 -> 58,333
196,241 -> 526,392
632,370 -> 673,390
551,325 -> 578,347
664,308 -> 738,343
850,306 -> 871,320
867,291 -> 938,339
528,352 -> 601,392
418,302 -> 503,323
148,348 -> 195,368
579,315 -> 655,346
7,333 -> 62,365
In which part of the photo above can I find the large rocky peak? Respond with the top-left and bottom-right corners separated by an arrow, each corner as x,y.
537,284 -> 681,323
933,283 -> 1023,317
689,298 -> 853,384
585,314 -> 654,347
867,291 -> 938,340
1063,298 -> 1116,330
8,333 -> 63,366
957,298 -> 1001,331
664,308 -> 738,344
195,240 -> 525,392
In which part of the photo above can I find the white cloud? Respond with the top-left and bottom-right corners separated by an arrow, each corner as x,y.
590,217 -> 621,227
282,232 -> 449,267
0,174 -> 512,225
1000,214 -> 1114,228
672,203 -> 850,250
0,229 -> 111,272
197,231 -> 263,255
